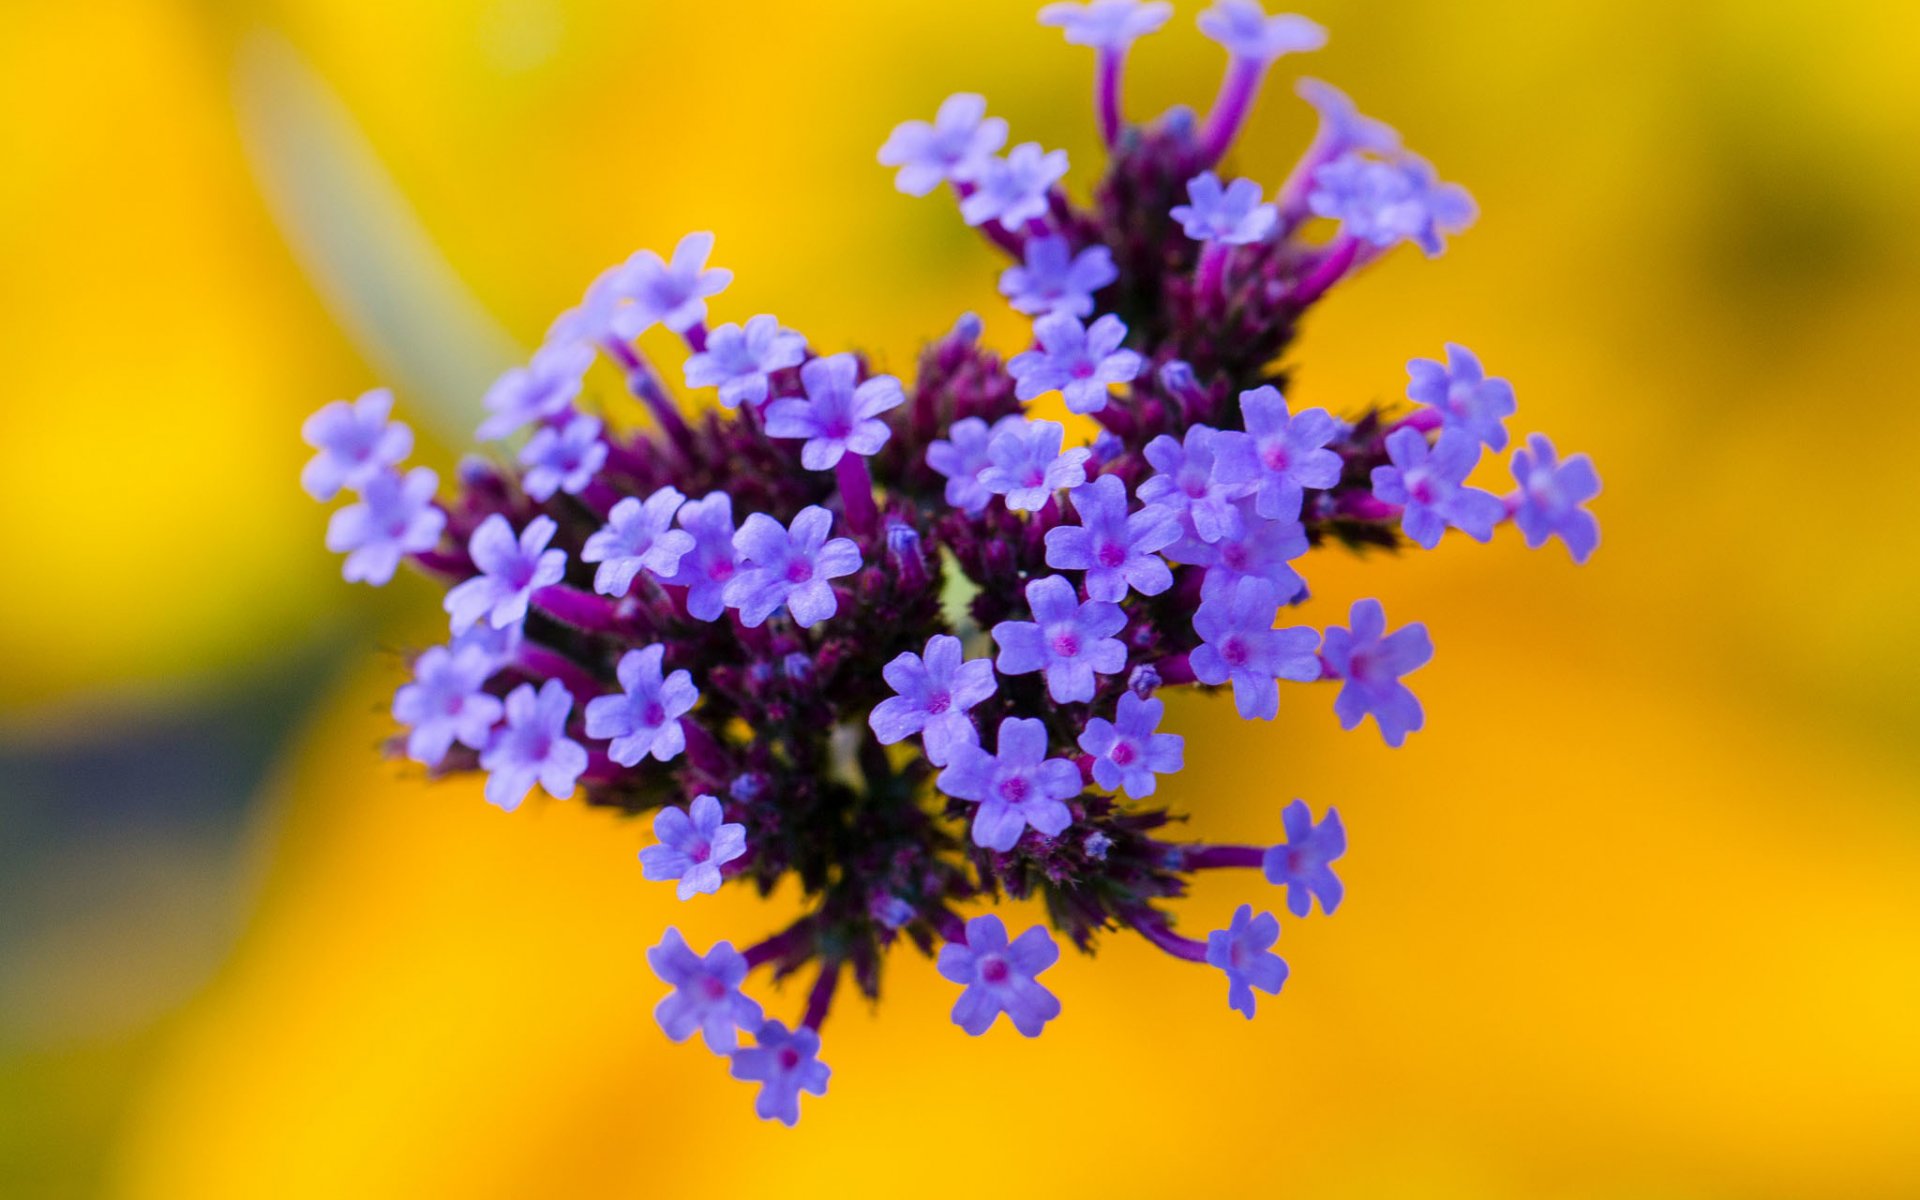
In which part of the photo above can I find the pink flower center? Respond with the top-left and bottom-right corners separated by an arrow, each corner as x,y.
980,956 -> 1012,984
786,559 -> 816,584
1111,741 -> 1137,766
1050,633 -> 1081,658
1096,541 -> 1127,568
925,691 -> 951,715
998,776 -> 1031,804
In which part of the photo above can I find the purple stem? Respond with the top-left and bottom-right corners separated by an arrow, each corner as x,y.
1155,652 -> 1197,686
1283,236 -> 1361,309
410,548 -> 473,579
934,909 -> 969,945
1391,408 -> 1444,435
601,338 -> 697,460
1199,57 -> 1266,165
680,716 -> 728,775
835,453 -> 879,538
801,961 -> 841,1031
743,920 -> 815,970
514,643 -> 603,702
1096,49 -> 1126,146
1133,911 -> 1210,963
1180,844 -> 1266,871
1335,490 -> 1400,522
1196,240 -> 1232,299
950,180 -> 1026,258
682,322 -> 708,354
532,584 -> 625,634
1273,138 -> 1336,235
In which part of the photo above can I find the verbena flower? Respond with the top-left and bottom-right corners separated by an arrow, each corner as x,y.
304,5 -> 1597,1125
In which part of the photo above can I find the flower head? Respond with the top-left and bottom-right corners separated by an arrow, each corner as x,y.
1007,312 -> 1141,415
584,644 -> 699,766
477,340 -> 594,441
444,514 -> 567,634
1198,1 -> 1326,63
723,506 -> 862,628
978,418 -> 1091,512
325,467 -> 445,586
581,486 -> 696,598
1038,0 -> 1172,49
1262,799 -> 1345,916
999,235 -> 1118,318
684,314 -> 807,410
641,794 -> 747,900
1205,904 -> 1288,1018
1371,427 -> 1506,549
613,232 -> 732,335
937,914 -> 1063,1035
1219,385 -> 1344,520
1509,434 -> 1601,563
302,388 -> 413,501
1043,473 -> 1180,601
391,643 -> 504,767
519,413 -> 607,501
937,717 -> 1083,851
649,929 -> 762,1054
764,353 -> 905,470
1137,424 -> 1256,544
870,634 -> 998,766
479,679 -> 587,811
879,93 -> 1007,196
1319,598 -> 1431,746
1171,172 -> 1279,245
959,143 -> 1070,231
1078,692 -> 1184,798
991,574 -> 1129,704
729,1020 -> 830,1126
1309,152 -> 1476,257
659,492 -> 740,622
1407,344 -> 1517,451
1189,577 -> 1320,720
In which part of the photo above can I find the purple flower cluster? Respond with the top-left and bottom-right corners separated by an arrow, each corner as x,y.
304,0 -> 1598,1126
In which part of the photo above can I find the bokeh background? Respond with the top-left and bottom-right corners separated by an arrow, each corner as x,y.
5,1 -> 1918,1196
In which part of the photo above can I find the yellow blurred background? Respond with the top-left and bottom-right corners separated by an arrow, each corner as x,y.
4,0 -> 1918,1196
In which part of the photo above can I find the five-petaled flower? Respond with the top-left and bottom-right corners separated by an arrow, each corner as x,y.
764,353 -> 906,469
1309,153 -> 1476,257
1078,692 -> 1184,798
614,231 -> 733,335
1371,427 -> 1506,549
879,93 -> 1007,197
684,314 -> 807,410
391,643 -> 504,767
325,466 -> 446,586
937,717 -> 1083,851
1038,0 -> 1172,49
999,235 -> 1118,318
649,929 -> 763,1054
301,387 -> 412,501
1138,424 -> 1256,544
641,794 -> 747,900
729,1020 -> 831,1126
936,914 -> 1064,1036
519,413 -> 608,501
960,142 -> 1070,230
977,417 -> 1091,512
1205,903 -> 1289,1018
1407,343 -> 1517,451
1218,385 -> 1343,520
1296,77 -> 1400,157
1171,171 -> 1279,245
479,679 -> 588,812
992,574 -> 1129,704
444,513 -> 568,634
870,634 -> 999,767
1007,311 -> 1141,415
659,492 -> 740,622
1198,0 -> 1326,63
1189,577 -> 1320,720
1262,799 -> 1345,916
477,340 -> 593,441
1509,433 -> 1602,563
584,644 -> 699,767
1167,498 -> 1309,603
1044,473 -> 1179,601
723,505 -> 862,628
1319,597 -> 1432,746
581,486 -> 696,598
927,415 -> 1017,514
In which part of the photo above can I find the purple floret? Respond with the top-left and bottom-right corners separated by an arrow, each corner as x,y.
301,387 -> 413,501
977,418 -> 1091,512
1170,171 -> 1278,244
477,340 -> 594,441
1206,903 -> 1288,1018
649,929 -> 762,1054
325,466 -> 445,587
999,235 -> 1118,318
391,643 -> 503,767
1509,433 -> 1601,563
869,634 -> 998,767
927,415 -> 1016,514
1406,344 -> 1517,451
991,574 -> 1129,704
936,717 -> 1083,852
1309,152 -> 1477,257
518,413 -> 607,501
1319,597 -> 1431,746
1371,427 -> 1506,549
1044,473 -> 1180,601
659,491 -> 740,622
640,794 -> 747,900
580,486 -> 696,598
1167,498 -> 1308,603
960,143 -> 1069,231
730,1020 -> 830,1126
1078,692 -> 1184,798
1198,0 -> 1325,62
763,353 -> 905,470
1039,0 -> 1172,48
1296,77 -> 1401,157
1137,423 -> 1256,544
479,679 -> 588,812
612,231 -> 732,336
584,644 -> 699,766
1221,384 -> 1344,520
938,914 -> 1063,1037
1189,577 -> 1320,721
1007,312 -> 1142,415
879,93 -> 1007,196
444,513 -> 567,634
1262,799 -> 1345,916
683,314 -> 807,410
723,505 -> 862,628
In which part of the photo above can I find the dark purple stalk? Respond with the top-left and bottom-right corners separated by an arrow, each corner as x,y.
801,961 -> 841,1030
1132,910 -> 1209,962
601,337 -> 697,460
1199,57 -> 1265,165
533,584 -> 624,634
1096,49 -> 1125,147
1284,236 -> 1360,308
515,643 -> 603,701
835,453 -> 879,538
1180,844 -> 1265,870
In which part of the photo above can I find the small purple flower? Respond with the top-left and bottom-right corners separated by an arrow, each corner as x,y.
1078,692 -> 1184,798
937,717 -> 1083,852
999,235 -> 1118,318
1198,1 -> 1326,63
1223,384 -> 1343,520
1137,423 -> 1256,543
325,466 -> 446,587
518,413 -> 607,501
1371,427 -> 1506,549
640,794 -> 746,900
723,505 -> 862,628
479,679 -> 588,811
648,929 -> 762,1054
879,93 -> 1008,196
991,575 -> 1128,704
1044,473 -> 1179,601
584,644 -> 698,767
1309,153 -> 1477,257
1407,344 -> 1517,451
978,418 -> 1091,512
1170,171 -> 1278,244
1206,904 -> 1288,1018
870,634 -> 998,767
301,387 -> 413,501
1190,577 -> 1320,721
391,643 -> 503,767
1297,77 -> 1400,157
443,513 -> 567,634
1039,0 -> 1172,48
683,314 -> 807,410
763,353 -> 905,470
1167,499 -> 1308,603
959,143 -> 1070,231
730,1020 -> 830,1126
1319,597 -> 1432,747
660,492 -> 740,622
616,232 -> 733,335
450,619 -> 522,672
1007,312 -> 1141,415
1509,434 -> 1602,563
1263,799 -> 1346,917
477,340 -> 594,441
926,415 -> 1009,515
936,914 -> 1063,1036
581,486 -> 696,598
